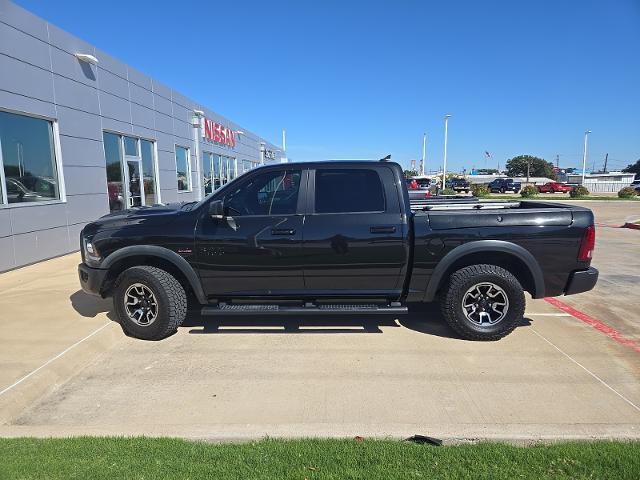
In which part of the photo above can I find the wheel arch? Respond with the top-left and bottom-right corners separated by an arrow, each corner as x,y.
423,240 -> 545,301
101,245 -> 207,304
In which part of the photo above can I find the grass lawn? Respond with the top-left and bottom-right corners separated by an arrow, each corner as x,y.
1,438 -> 639,479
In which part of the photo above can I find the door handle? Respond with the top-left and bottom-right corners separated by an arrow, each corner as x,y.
271,228 -> 296,236
370,226 -> 396,234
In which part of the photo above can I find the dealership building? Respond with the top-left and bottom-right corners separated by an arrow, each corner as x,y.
0,1 -> 285,272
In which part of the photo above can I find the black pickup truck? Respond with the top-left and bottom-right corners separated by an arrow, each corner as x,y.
78,161 -> 598,341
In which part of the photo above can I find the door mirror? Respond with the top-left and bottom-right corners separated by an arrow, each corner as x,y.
209,200 -> 225,219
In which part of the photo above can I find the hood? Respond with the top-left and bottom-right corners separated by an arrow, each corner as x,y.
84,202 -> 191,234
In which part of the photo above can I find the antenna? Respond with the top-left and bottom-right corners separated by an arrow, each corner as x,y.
379,154 -> 392,162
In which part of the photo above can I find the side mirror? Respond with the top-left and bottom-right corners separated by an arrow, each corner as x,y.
209,200 -> 225,219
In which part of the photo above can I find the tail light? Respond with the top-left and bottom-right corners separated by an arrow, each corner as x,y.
578,225 -> 595,262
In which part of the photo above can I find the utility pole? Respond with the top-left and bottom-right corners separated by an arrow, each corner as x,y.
556,154 -> 559,169
420,133 -> 426,176
526,159 -> 530,185
603,153 -> 608,173
581,130 -> 591,184
442,115 -> 451,190
282,129 -> 286,153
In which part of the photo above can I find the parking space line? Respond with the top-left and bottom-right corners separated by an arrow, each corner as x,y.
530,328 -> 640,413
544,297 -> 640,354
0,322 -> 112,398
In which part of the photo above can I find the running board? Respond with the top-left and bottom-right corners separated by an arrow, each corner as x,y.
201,303 -> 408,316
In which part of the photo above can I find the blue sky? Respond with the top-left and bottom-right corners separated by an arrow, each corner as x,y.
16,0 -> 640,172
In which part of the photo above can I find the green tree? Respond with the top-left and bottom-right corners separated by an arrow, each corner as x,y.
403,169 -> 418,178
622,159 -> 640,176
505,155 -> 556,179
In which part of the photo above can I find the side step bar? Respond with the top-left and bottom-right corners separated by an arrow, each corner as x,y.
201,303 -> 408,316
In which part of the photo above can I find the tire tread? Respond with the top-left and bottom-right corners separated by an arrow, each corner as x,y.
440,264 -> 525,341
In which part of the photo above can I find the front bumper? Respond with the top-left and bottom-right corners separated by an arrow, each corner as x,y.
78,263 -> 108,297
564,267 -> 599,295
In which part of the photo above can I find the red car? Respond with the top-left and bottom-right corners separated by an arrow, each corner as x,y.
537,182 -> 573,193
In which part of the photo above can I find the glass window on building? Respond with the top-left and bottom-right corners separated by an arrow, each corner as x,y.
103,132 -> 158,212
123,136 -> 138,156
203,152 -> 213,195
176,146 -> 191,192
103,132 -> 125,212
140,139 -> 157,205
0,110 -> 61,204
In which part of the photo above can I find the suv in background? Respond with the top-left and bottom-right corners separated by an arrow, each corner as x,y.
488,178 -> 521,194
448,178 -> 470,193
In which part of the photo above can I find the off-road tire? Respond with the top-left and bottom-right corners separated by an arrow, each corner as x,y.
440,264 -> 525,341
114,266 -> 187,340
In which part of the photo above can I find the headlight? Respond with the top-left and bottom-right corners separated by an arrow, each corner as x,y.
83,236 -> 102,267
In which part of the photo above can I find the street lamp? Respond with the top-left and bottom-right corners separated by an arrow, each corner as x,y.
442,114 -> 451,190
421,133 -> 427,176
581,130 -> 591,184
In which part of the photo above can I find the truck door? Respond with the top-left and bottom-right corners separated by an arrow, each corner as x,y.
302,166 -> 408,297
195,168 -> 306,298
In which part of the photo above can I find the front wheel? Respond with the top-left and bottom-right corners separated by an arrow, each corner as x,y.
113,266 -> 187,340
440,264 -> 525,341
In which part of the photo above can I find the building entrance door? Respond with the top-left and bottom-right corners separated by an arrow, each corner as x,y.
125,159 -> 144,207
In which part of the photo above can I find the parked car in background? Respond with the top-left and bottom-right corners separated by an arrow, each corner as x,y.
448,178 -> 470,193
407,188 -> 432,201
488,178 -> 521,194
5,178 -> 47,203
537,182 -> 574,194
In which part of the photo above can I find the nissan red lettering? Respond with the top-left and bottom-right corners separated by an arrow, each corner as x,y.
202,118 -> 235,147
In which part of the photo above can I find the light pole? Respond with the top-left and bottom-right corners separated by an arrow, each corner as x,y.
581,130 -> 591,184
421,133 -> 426,175
442,114 -> 451,190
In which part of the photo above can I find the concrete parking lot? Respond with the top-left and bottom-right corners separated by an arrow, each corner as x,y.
0,201 -> 638,442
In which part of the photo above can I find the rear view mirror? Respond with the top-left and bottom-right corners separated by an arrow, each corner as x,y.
209,200 -> 225,219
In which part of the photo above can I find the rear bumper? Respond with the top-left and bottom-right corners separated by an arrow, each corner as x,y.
564,267 -> 598,296
78,263 -> 108,297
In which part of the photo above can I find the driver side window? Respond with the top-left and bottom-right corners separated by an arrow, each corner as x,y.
224,169 -> 302,216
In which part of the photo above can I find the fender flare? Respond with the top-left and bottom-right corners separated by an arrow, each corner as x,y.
101,245 -> 207,304
423,240 -> 545,301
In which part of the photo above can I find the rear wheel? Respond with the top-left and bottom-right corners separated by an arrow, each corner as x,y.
113,266 -> 187,340
440,264 -> 525,341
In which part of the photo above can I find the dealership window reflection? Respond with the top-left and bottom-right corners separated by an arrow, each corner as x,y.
176,146 -> 191,192
103,132 -> 158,212
0,110 -> 61,204
202,152 -> 241,195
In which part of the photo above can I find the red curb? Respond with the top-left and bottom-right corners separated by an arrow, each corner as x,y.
544,297 -> 640,354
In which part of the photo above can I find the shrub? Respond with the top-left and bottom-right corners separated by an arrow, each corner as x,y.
471,184 -> 490,198
570,185 -> 590,198
441,188 -> 456,196
618,186 -> 637,198
520,185 -> 539,198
